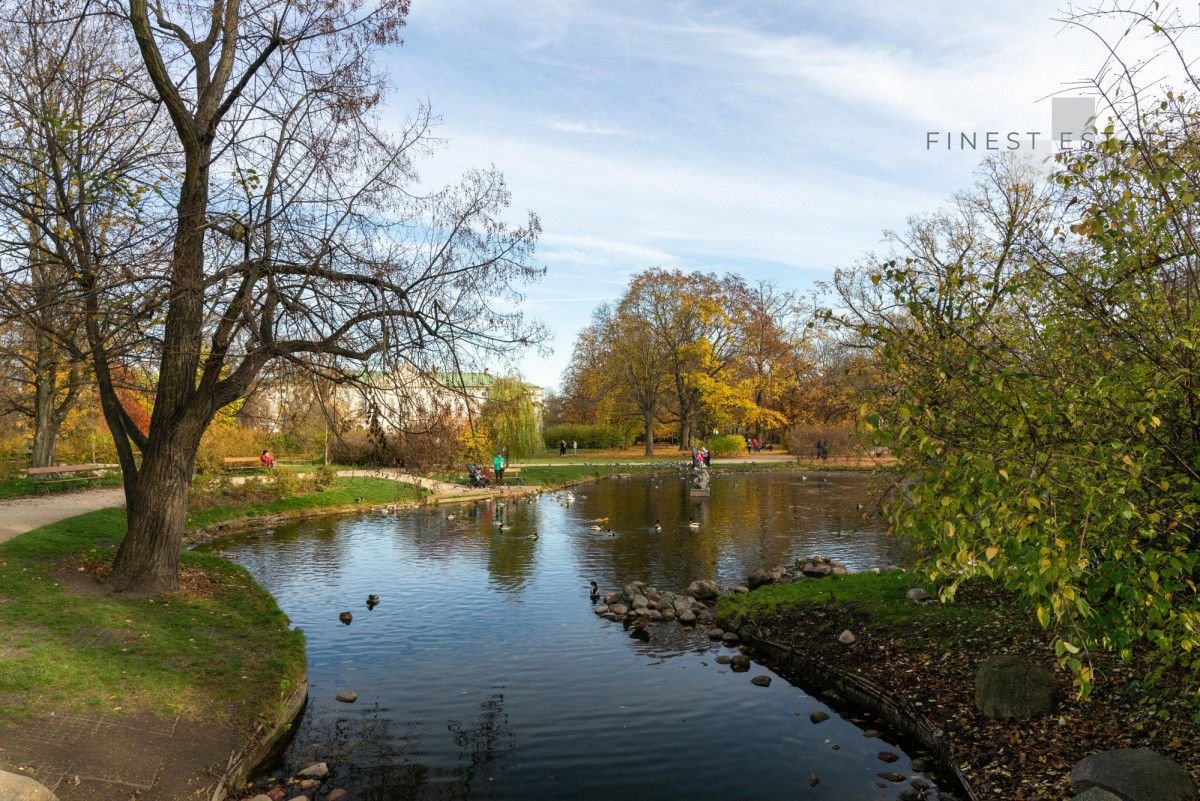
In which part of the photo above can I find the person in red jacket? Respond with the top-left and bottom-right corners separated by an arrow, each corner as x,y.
260,450 -> 276,469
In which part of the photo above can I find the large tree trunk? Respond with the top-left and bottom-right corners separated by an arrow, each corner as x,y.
109,421 -> 203,594
643,410 -> 654,456
679,418 -> 691,452
30,336 -> 60,467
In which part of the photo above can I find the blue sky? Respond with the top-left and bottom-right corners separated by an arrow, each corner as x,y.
377,0 -> 1163,390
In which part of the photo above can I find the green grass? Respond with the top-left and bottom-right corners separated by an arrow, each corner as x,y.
0,508 -> 306,726
0,473 -> 123,499
714,571 -> 991,630
186,476 -> 424,530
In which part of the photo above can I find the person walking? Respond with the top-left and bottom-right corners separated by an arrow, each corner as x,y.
572,439 -> 577,456
559,439 -> 567,457
493,452 -> 506,485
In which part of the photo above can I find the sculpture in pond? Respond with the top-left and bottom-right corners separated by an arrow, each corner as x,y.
691,465 -> 711,493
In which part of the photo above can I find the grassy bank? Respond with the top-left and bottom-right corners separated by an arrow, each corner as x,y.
187,475 -> 424,530
0,475 -> 422,728
0,472 -> 123,499
714,572 -> 1200,799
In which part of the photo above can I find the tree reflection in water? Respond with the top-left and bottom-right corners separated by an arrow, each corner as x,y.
284,694 -> 517,801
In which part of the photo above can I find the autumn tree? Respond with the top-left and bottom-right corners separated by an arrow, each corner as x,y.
479,376 -> 542,460
0,0 -> 545,593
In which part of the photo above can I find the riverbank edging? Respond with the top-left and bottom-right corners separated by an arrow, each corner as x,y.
717,610 -> 980,801
209,674 -> 309,801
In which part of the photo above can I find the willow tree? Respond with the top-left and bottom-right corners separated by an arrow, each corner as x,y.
479,376 -> 542,460
0,0 -> 544,593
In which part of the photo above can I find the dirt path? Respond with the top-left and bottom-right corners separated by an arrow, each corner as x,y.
0,488 -> 124,545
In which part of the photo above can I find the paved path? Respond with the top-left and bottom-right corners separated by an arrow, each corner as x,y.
0,488 -> 125,545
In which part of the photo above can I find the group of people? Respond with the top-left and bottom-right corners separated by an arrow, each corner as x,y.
746,437 -> 765,453
557,439 -> 577,456
814,439 -> 829,460
690,445 -> 710,467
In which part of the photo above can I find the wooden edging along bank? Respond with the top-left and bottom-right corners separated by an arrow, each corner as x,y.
717,610 -> 980,801
209,676 -> 310,801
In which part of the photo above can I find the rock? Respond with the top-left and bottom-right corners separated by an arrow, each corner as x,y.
911,778 -> 930,790
1070,748 -> 1197,801
830,565 -> 849,575
906,587 -> 931,602
0,772 -> 58,801
730,655 -> 751,672
863,729 -> 884,738
660,607 -> 676,621
622,582 -> 643,598
801,561 -> 832,578
603,591 -> 620,605
877,751 -> 899,763
807,774 -> 820,787
609,604 -> 629,617
335,691 -> 357,703
687,579 -> 720,600
297,779 -> 321,790
910,758 -> 932,773
297,763 -> 329,779
751,675 -> 771,687
593,604 -> 609,615
250,796 -> 273,801
696,608 -> 713,623
721,631 -> 739,645
715,655 -> 732,665
678,610 -> 697,625
898,789 -> 921,801
810,711 -> 830,724
838,629 -> 856,645
707,627 -> 724,640
869,567 -> 882,574
672,597 -> 692,613
648,609 -> 663,621
731,585 -> 749,593
974,654 -> 1056,718
878,771 -> 905,783
1069,789 -> 1123,801
603,613 -> 620,621
326,791 -> 348,801
286,796 -> 310,801
338,611 -> 352,624
631,594 -> 649,609
633,607 -> 650,617
747,568 -> 777,589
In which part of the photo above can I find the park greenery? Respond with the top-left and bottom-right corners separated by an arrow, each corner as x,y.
556,268 -> 860,455
830,11 -> 1200,693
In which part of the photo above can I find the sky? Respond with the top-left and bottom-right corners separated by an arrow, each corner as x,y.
375,0 -> 1195,391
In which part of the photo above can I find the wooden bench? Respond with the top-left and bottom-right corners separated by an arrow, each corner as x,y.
500,466 -> 522,485
224,456 -> 264,471
26,464 -> 112,486
277,453 -> 317,465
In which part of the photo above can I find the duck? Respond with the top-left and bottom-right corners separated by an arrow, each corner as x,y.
339,611 -> 353,625
589,581 -> 600,601
528,531 -> 539,540
366,594 -> 380,608
653,519 -> 662,532
447,514 -> 456,521
687,518 -> 700,530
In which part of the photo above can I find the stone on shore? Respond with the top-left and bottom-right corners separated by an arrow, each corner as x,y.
1069,789 -> 1122,801
678,609 -> 697,625
974,654 -> 1056,718
906,587 -> 931,602
838,630 -> 856,645
687,579 -> 720,600
729,655 -> 751,672
0,771 -> 58,801
721,631 -> 739,644
297,763 -> 330,779
707,627 -> 724,640
810,711 -> 829,723
1070,748 -> 1197,801
326,791 -> 348,801
751,675 -> 771,687
609,604 -> 629,617
335,691 -> 357,703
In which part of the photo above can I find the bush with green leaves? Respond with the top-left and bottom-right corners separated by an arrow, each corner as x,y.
706,434 -> 746,458
541,423 -> 627,450
836,116 -> 1200,696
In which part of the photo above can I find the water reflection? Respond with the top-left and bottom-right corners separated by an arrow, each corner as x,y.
222,471 -> 925,801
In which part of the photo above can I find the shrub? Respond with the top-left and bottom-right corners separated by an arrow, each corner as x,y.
706,434 -> 746,458
785,424 -> 859,458
542,423 -> 626,450
329,412 -> 467,469
313,463 -> 338,489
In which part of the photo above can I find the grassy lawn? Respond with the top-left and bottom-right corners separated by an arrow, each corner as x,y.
0,475 -> 422,727
714,571 -> 993,632
186,475 -> 424,530
0,508 -> 306,726
0,472 -> 123,499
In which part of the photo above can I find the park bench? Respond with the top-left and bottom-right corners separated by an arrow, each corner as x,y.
277,453 -> 317,465
501,467 -> 522,485
223,456 -> 264,471
26,464 -> 113,487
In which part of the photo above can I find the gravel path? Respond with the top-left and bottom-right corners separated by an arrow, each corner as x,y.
0,487 -> 125,544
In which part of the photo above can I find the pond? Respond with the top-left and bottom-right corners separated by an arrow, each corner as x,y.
218,470 -> 935,801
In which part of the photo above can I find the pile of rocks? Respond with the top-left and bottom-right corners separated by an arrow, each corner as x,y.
593,580 -> 715,627
242,762 -> 349,801
746,555 -> 850,588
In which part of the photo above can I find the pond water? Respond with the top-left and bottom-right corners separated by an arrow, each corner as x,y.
218,470 -> 936,801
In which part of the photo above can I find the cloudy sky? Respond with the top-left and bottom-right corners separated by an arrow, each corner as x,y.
377,0 -> 1187,390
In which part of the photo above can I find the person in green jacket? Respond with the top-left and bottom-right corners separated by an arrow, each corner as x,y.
493,452 -> 506,485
